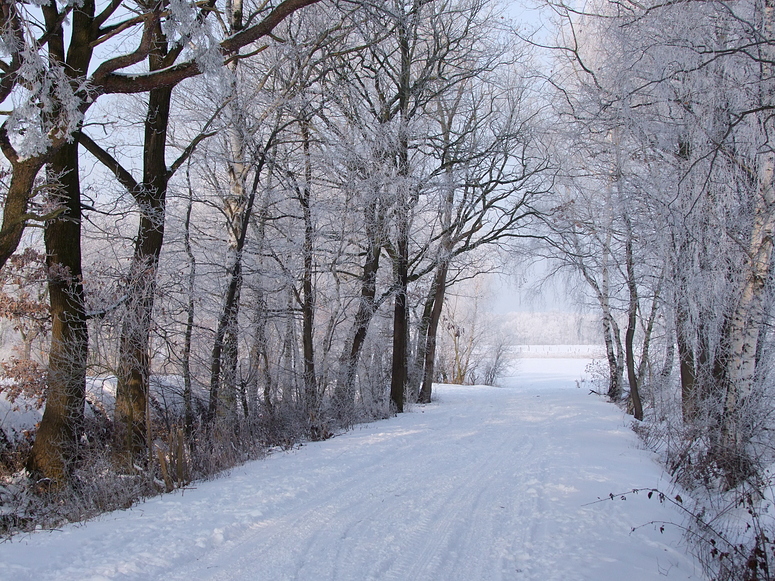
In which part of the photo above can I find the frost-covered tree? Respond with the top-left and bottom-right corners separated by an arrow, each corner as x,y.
3,0 -> 321,484
543,0 -> 775,485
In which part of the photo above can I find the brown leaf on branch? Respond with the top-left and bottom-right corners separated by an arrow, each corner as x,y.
0,357 -> 47,409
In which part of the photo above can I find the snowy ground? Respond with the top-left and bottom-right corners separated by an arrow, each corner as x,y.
0,358 -> 704,581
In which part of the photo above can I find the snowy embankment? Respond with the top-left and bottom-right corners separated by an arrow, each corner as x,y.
0,359 -> 702,581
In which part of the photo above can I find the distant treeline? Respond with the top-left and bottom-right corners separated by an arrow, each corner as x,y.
500,312 -> 603,346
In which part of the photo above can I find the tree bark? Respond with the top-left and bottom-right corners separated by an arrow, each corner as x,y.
27,140 -> 88,485
390,220 -> 409,413
182,177 -> 196,439
581,238 -> 623,401
113,77 -> 172,467
299,119 -> 319,435
676,298 -> 698,423
0,157 -> 48,270
389,7 -> 413,414
418,261 -> 448,403
624,223 -> 644,421
334,200 -> 383,421
721,149 -> 775,457
411,282 -> 436,399
26,0 -> 95,484
208,155 -> 265,426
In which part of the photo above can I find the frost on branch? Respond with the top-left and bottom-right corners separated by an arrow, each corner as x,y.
163,0 -> 223,76
5,44 -> 87,160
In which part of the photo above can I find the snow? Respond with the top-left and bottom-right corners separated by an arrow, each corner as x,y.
0,358 -> 703,580
0,392 -> 41,437
511,344 -> 605,358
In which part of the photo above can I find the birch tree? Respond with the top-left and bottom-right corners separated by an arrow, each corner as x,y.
544,0 -> 775,484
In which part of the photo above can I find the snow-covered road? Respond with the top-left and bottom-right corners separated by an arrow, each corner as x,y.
0,359 -> 703,580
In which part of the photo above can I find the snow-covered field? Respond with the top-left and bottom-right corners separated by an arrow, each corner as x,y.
0,358 -> 703,581
511,344 -> 605,358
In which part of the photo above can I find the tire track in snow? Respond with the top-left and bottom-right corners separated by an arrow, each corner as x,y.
169,395 -> 540,581
382,420 -> 528,581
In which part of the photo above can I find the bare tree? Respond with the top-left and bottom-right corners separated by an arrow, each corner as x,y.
15,0 -> 321,484
542,0 -> 775,485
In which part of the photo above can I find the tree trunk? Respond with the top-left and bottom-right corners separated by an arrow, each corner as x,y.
411,282 -> 436,399
586,239 -> 623,401
208,161 -> 264,426
390,222 -> 409,413
334,199 -> 382,421
113,79 -> 172,467
418,261 -> 448,403
676,299 -> 698,423
721,149 -> 775,459
280,290 -> 298,403
299,119 -> 319,435
27,0 -> 95,484
27,141 -> 88,484
183,177 -> 196,439
389,11 -> 413,414
634,268 -> 663,404
0,158 -> 47,270
624,225 -> 644,421
209,0 -> 248,427
209,257 -> 243,425
248,289 -> 274,414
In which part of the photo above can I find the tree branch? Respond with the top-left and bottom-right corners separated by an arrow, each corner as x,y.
78,132 -> 139,194
100,0 -> 322,94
